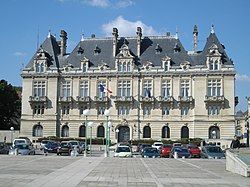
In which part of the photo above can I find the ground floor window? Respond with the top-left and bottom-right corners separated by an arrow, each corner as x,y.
162,125 -> 170,138
97,125 -> 104,137
209,126 -> 220,139
143,125 -> 151,138
79,125 -> 86,137
61,125 -> 69,137
33,124 -> 43,137
181,126 -> 189,138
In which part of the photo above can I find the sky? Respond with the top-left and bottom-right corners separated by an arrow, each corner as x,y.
0,0 -> 249,111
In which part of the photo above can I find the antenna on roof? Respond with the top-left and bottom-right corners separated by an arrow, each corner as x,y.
175,27 -> 179,39
36,26 -> 40,51
211,24 -> 215,34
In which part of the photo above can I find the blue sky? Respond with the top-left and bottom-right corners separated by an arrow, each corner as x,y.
0,0 -> 249,111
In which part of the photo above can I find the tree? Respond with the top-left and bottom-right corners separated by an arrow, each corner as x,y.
0,80 -> 21,130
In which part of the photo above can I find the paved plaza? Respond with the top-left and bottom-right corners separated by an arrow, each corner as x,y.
0,154 -> 249,187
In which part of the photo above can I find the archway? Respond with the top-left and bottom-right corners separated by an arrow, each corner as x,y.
97,125 -> 105,138
209,126 -> 220,139
61,125 -> 69,137
79,125 -> 86,137
118,126 -> 130,143
181,126 -> 189,139
162,125 -> 170,138
143,126 -> 151,138
33,124 -> 43,137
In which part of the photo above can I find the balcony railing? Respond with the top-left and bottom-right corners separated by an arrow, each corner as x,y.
29,96 -> 47,103
139,96 -> 155,103
178,96 -> 194,108
58,96 -> 73,103
158,96 -> 174,108
114,96 -> 133,102
205,95 -> 225,108
94,96 -> 109,102
76,96 -> 91,103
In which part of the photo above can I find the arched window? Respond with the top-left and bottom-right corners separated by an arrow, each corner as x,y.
61,125 -> 69,137
97,125 -> 105,138
33,124 -> 43,137
162,125 -> 170,138
79,125 -> 86,137
143,126 -> 151,138
209,126 -> 220,139
181,126 -> 189,139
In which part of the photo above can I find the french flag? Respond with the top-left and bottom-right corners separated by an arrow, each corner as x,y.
100,84 -> 112,93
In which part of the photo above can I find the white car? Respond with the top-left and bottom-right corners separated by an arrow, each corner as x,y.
152,142 -> 163,150
114,146 -> 132,157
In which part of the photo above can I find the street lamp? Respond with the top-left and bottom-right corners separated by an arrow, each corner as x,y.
108,121 -> 112,153
83,109 -> 90,157
10,127 -> 14,144
88,121 -> 93,156
104,109 -> 110,157
115,129 -> 119,145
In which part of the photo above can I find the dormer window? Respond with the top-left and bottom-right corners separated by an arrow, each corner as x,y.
35,62 -> 45,73
174,43 -> 181,53
94,45 -> 101,55
77,46 -> 84,55
82,63 -> 87,72
209,60 -> 219,70
155,44 -> 162,54
117,61 -> 131,72
80,57 -> 89,72
162,56 -> 171,71
206,44 -> 222,71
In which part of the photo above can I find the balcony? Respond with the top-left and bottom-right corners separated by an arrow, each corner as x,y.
114,96 -> 133,103
76,96 -> 91,103
139,96 -> 155,103
178,96 -> 194,108
158,96 -> 174,108
29,96 -> 48,103
58,96 -> 73,103
205,95 -> 225,108
94,96 -> 109,103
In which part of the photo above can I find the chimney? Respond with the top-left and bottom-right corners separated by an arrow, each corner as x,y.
60,30 -> 67,56
193,25 -> 198,52
112,28 -> 118,57
136,27 -> 142,57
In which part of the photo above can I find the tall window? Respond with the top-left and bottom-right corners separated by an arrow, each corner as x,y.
62,105 -> 70,115
162,106 -> 170,116
162,80 -> 171,98
61,125 -> 69,137
79,106 -> 88,115
33,81 -> 46,97
97,81 -> 106,98
180,80 -> 190,98
82,63 -> 88,72
118,61 -> 131,72
209,60 -> 219,70
181,107 -> 189,116
143,80 -> 152,97
207,79 -> 221,96
181,126 -> 189,139
143,126 -> 151,138
164,62 -> 169,71
117,80 -> 131,97
33,124 -> 43,137
208,105 -> 220,115
97,125 -> 105,137
118,106 -> 130,116
97,106 -> 106,115
35,63 -> 45,73
79,81 -> 89,97
162,126 -> 170,138
79,125 -> 86,137
209,126 -> 220,139
61,81 -> 71,97
143,106 -> 151,115
33,104 -> 45,115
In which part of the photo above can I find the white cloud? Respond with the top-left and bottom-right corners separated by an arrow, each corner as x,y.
85,0 -> 109,8
236,74 -> 250,82
13,52 -> 26,57
102,16 -> 158,37
115,0 -> 134,8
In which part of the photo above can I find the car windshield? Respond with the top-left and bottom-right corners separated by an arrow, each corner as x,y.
154,144 -> 162,146
61,142 -> 69,147
162,145 -> 172,148
206,147 -> 222,153
144,148 -> 158,153
70,142 -> 78,145
14,140 -> 25,144
174,147 -> 189,153
15,144 -> 29,149
141,144 -> 151,148
116,147 -> 130,153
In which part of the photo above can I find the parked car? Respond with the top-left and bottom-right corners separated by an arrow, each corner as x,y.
152,142 -> 163,150
9,144 -> 35,155
40,140 -> 52,149
139,144 -> 152,154
201,146 -> 225,159
169,146 -> 191,158
57,141 -> 72,156
142,147 -> 160,158
44,141 -> 60,153
114,146 -> 132,157
0,142 -> 9,154
186,144 -> 201,158
68,140 -> 83,153
12,138 -> 32,147
172,143 -> 182,147
160,144 -> 172,157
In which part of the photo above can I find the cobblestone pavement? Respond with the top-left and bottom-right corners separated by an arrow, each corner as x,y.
0,155 -> 249,187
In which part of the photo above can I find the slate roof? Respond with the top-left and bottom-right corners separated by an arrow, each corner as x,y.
26,31 -> 233,69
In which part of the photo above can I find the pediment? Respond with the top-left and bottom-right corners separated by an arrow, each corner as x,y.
116,43 -> 134,58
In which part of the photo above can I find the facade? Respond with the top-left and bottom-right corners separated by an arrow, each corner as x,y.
20,26 -> 236,147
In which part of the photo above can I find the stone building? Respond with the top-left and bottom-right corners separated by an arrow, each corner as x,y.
20,26 -> 236,147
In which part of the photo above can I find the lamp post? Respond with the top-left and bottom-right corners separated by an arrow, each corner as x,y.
108,121 -> 112,152
115,129 -> 119,145
104,109 -> 110,157
88,121 -> 93,156
10,127 -> 14,144
83,109 -> 90,157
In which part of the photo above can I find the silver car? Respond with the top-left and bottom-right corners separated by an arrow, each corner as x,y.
201,146 -> 225,159
9,144 -> 35,155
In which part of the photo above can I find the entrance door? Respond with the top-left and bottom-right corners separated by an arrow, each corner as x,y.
118,126 -> 130,143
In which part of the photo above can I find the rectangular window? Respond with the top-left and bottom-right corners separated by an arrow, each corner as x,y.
162,80 -> 171,97
143,80 -> 152,97
181,107 -> 189,116
143,106 -> 151,115
117,80 -> 131,97
62,105 -> 70,115
118,106 -> 130,116
209,60 -> 219,70
97,106 -> 106,115
79,81 -> 89,97
162,106 -> 170,115
117,62 -> 131,72
61,81 -> 71,97
33,104 -> 45,115
180,80 -> 190,98
79,106 -> 88,115
207,79 -> 221,96
97,81 -> 106,98
208,105 -> 220,115
164,62 -> 169,71
33,81 -> 46,97
82,63 -> 87,72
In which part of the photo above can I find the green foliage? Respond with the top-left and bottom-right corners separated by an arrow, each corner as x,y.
0,80 -> 21,130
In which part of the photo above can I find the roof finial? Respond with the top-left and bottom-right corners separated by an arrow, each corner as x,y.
81,33 -> 84,42
211,24 -> 215,34
47,29 -> 51,38
175,27 -> 179,39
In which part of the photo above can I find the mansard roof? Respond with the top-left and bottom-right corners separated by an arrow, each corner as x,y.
25,29 -> 234,70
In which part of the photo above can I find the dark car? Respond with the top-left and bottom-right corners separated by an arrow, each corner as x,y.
186,144 -> 201,158
160,144 -> 172,158
169,146 -> 191,158
139,144 -> 152,154
57,141 -> 72,156
142,147 -> 160,158
44,141 -> 60,153
0,143 -> 9,154
201,146 -> 225,159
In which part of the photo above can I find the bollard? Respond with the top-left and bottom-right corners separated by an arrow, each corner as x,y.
174,152 -> 178,159
14,148 -> 18,155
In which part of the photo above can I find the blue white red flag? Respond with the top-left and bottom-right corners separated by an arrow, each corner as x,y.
99,84 -> 112,93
